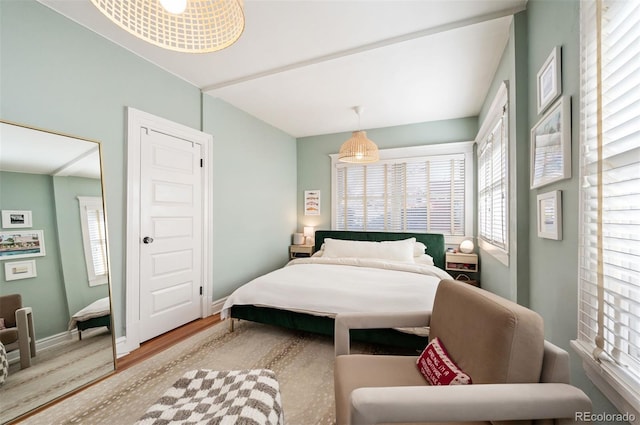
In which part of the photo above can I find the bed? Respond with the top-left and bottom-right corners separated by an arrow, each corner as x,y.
67,297 -> 112,340
222,231 -> 451,349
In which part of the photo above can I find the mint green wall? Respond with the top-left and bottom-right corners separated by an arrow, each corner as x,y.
1,0 -> 296,338
296,118 -> 478,231
476,13 -> 530,305
0,172 -> 68,338
52,176 -> 108,316
203,96 -> 297,299
526,0 -> 618,416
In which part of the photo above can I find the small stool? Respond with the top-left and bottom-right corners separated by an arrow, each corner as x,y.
136,369 -> 284,425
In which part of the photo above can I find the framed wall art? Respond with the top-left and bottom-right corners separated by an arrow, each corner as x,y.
530,97 -> 571,189
1,210 -> 33,228
304,190 -> 320,216
537,190 -> 562,240
4,259 -> 37,281
0,230 -> 46,260
537,46 -> 562,114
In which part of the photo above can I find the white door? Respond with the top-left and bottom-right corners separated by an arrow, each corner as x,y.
138,128 -> 203,342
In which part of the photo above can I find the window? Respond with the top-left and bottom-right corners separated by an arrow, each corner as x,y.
572,0 -> 640,416
331,142 -> 474,244
476,83 -> 509,263
78,196 -> 108,286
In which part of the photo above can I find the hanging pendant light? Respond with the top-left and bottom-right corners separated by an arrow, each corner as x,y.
338,106 -> 379,163
90,0 -> 245,54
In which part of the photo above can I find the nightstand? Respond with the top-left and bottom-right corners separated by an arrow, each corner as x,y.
289,244 -> 314,259
445,252 -> 479,287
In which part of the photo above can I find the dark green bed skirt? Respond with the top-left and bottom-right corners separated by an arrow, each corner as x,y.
231,305 -> 428,351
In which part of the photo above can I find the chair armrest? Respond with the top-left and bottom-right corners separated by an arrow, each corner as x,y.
350,383 -> 592,425
15,307 -> 32,325
334,311 -> 431,356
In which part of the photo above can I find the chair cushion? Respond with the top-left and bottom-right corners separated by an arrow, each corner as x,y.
0,328 -> 18,346
416,337 -> 471,385
335,355 -> 425,425
429,280 -> 545,385
0,294 -> 22,328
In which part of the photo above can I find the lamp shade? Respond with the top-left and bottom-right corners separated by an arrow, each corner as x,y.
338,131 -> 380,163
459,239 -> 474,254
90,0 -> 245,53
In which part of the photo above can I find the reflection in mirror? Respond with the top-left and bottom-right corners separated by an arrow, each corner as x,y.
0,121 -> 115,423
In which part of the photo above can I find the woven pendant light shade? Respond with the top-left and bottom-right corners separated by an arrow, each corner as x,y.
90,0 -> 245,53
338,130 -> 380,163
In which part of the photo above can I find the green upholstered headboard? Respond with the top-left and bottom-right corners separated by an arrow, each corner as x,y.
313,230 -> 446,270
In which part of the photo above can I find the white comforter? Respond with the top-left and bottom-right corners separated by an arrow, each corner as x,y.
220,257 -> 452,320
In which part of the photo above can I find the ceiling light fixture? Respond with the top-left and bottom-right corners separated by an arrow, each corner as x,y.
338,106 -> 379,164
90,0 -> 245,54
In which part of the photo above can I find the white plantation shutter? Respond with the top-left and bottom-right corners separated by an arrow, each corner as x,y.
477,83 -> 508,253
334,154 -> 466,236
574,0 -> 640,415
78,196 -> 108,286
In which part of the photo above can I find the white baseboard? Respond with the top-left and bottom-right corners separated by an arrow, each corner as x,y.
211,297 -> 227,315
6,328 -> 83,364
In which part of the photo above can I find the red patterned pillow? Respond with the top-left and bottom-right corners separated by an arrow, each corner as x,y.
416,337 -> 472,385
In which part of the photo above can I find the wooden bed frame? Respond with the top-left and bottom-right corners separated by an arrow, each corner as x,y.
230,230 -> 445,350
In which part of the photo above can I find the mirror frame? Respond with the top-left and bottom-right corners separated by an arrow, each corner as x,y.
0,119 -> 116,423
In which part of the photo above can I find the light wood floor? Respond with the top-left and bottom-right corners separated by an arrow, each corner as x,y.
116,314 -> 222,371
17,315 -> 223,423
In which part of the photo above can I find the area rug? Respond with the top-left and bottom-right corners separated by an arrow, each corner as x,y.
20,320 -> 394,425
1,329 -> 113,424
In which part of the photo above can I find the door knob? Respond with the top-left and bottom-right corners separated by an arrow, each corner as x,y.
143,236 -> 154,244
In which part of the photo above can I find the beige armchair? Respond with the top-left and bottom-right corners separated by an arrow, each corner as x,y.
0,294 -> 36,369
334,280 -> 591,425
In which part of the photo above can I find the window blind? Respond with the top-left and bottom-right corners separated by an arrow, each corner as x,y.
477,86 -> 508,251
577,0 -> 640,404
335,155 -> 466,236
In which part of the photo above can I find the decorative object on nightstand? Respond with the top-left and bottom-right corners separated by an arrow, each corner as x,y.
459,239 -> 474,254
446,252 -> 479,287
292,233 -> 305,245
289,244 -> 314,260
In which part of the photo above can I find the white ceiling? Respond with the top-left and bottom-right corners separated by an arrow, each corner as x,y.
0,122 -> 101,179
37,0 -> 527,138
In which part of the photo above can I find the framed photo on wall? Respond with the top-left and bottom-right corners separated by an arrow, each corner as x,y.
530,97 -> 571,189
4,259 -> 37,281
537,46 -> 562,114
537,190 -> 562,240
304,190 -> 320,216
0,230 -> 46,260
1,210 -> 33,228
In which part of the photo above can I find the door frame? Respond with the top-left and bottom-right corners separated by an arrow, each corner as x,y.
123,107 -> 213,354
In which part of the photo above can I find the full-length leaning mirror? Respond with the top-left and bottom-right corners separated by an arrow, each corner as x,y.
0,120 -> 115,423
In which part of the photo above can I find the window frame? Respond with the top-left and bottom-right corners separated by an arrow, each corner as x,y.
476,82 -> 509,266
571,0 -> 640,419
330,141 -> 474,245
78,196 -> 108,287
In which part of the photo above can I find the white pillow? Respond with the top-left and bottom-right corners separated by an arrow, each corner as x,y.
414,242 -> 427,257
414,254 -> 434,266
322,238 -> 416,263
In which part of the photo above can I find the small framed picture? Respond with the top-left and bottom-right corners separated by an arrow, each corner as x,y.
537,46 -> 562,114
0,230 -> 46,260
4,259 -> 37,281
530,97 -> 571,189
1,210 -> 33,228
537,190 -> 562,240
304,190 -> 320,216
